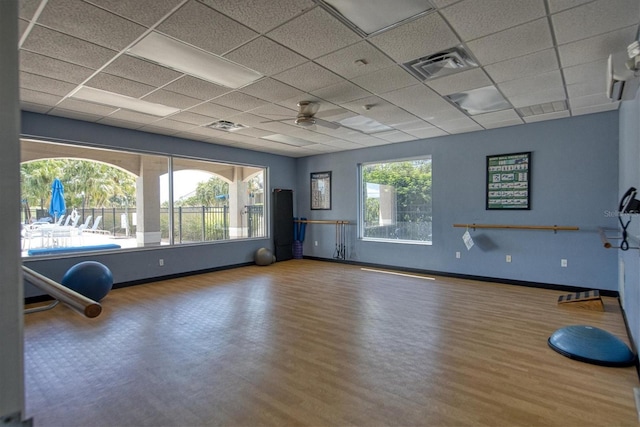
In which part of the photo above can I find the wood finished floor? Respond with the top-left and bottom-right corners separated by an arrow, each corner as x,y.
24,259 -> 639,426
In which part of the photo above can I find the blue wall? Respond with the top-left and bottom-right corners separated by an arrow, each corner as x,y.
22,111 -> 621,297
619,89 -> 640,352
21,112 -> 297,295
296,112 -> 620,290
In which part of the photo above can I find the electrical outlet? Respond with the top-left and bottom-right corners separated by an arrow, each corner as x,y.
506,255 -> 512,263
159,259 -> 164,266
314,241 -> 318,246
456,251 -> 461,259
561,259 -> 567,267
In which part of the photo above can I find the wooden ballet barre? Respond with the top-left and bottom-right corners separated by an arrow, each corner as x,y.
453,223 -> 579,232
22,266 -> 102,318
599,228 -> 614,248
294,219 -> 350,224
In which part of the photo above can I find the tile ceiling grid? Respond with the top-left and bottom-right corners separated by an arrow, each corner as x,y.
16,0 -> 640,157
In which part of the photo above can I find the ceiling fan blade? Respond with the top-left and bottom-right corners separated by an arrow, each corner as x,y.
259,118 -> 290,124
315,118 -> 340,130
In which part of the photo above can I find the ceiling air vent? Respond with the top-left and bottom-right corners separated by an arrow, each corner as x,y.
517,101 -> 567,117
207,120 -> 247,131
403,46 -> 478,81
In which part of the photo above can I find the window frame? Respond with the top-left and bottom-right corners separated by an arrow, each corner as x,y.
358,155 -> 432,245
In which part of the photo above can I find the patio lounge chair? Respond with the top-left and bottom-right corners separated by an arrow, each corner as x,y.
83,216 -> 110,234
78,215 -> 92,232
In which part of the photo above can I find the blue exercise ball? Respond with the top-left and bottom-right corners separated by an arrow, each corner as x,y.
62,261 -> 113,301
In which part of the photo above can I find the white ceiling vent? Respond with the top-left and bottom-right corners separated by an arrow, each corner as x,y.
403,46 -> 478,81
517,101 -> 567,117
207,120 -> 247,131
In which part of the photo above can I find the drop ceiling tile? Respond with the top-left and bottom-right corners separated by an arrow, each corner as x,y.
20,72 -> 77,97
523,110 -> 570,122
107,110 -> 163,124
311,81 -> 371,104
441,0 -> 546,41
200,0 -> 315,33
19,19 -> 29,39
178,125 -> 230,139
315,41 -> 395,79
571,101 -> 620,116
224,37 -> 307,76
104,56 -> 183,87
138,125 -> 184,137
233,127 -> 273,139
431,0 -> 462,7
54,98 -> 118,116
86,0 -> 184,27
426,68 -> 493,95
210,91 -> 269,111
267,7 -> 362,59
21,102 -> 53,114
249,103 -> 298,120
22,25 -> 117,69
224,112 -> 270,127
240,78 -> 305,103
557,26 -> 637,67
142,119 -> 196,132
564,59 -> 608,98
341,96 -> 416,125
373,130 -> 416,143
351,66 -> 419,94
473,109 -> 523,128
163,76 -> 231,101
552,0 -> 639,45
472,109 -> 521,124
37,0 -> 146,50
20,88 -> 62,107
467,18 -> 553,65
405,127 -> 449,138
20,51 -> 94,84
483,49 -> 559,83
499,70 -> 564,98
505,86 -> 567,108
158,1 -> 258,55
380,84 -> 455,119
187,102 -> 242,119
20,0 -> 40,19
169,111 -> 216,126
570,93 -> 614,109
273,62 -> 344,92
441,118 -> 484,133
392,118 -> 437,132
548,0 -> 592,13
142,89 -> 202,109
97,116 -> 146,129
369,13 -> 460,63
86,73 -> 155,98
50,108 -> 105,122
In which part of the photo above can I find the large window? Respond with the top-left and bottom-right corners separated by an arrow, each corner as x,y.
360,157 -> 432,243
20,139 -> 266,257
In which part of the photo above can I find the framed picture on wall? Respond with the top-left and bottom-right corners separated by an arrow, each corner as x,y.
311,171 -> 332,210
486,152 -> 531,210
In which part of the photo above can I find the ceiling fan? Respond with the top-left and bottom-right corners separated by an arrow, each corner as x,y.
261,101 -> 341,130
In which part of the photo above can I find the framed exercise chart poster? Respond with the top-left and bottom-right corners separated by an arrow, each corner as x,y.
486,152 -> 531,210
311,171 -> 331,210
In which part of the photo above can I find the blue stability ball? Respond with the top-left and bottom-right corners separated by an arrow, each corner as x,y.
62,261 -> 113,301
255,248 -> 275,266
548,325 -> 636,367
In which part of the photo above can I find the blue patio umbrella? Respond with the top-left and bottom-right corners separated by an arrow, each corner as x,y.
48,178 -> 66,222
